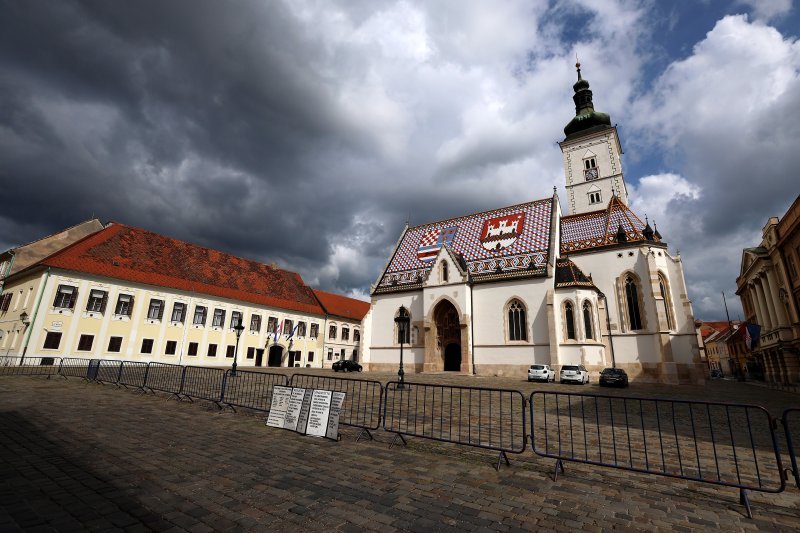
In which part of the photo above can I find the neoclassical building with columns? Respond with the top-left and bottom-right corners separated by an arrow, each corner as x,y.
362,66 -> 703,384
736,195 -> 800,384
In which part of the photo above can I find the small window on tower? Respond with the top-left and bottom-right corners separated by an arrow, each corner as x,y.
583,157 -> 598,180
589,191 -> 602,204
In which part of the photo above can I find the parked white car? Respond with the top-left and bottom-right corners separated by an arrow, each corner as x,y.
560,365 -> 589,384
528,364 -> 556,382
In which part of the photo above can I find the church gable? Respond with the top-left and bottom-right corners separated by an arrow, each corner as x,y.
560,196 -> 653,254
739,246 -> 768,278
423,245 -> 468,287
373,198 -> 553,293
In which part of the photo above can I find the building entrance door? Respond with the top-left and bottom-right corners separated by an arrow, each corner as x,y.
268,346 -> 283,367
444,343 -> 461,371
434,299 -> 462,372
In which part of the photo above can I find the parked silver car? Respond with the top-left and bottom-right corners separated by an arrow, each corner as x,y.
560,364 -> 589,384
528,364 -> 555,382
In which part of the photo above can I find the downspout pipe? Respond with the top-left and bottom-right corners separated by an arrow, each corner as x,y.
470,280 -> 476,375
22,267 -> 50,357
601,291 -> 616,368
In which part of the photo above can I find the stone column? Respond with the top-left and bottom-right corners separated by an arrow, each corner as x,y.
771,351 -> 784,384
765,268 -> 788,326
763,351 -> 775,382
754,278 -> 773,330
749,285 -> 766,328
762,274 -> 781,331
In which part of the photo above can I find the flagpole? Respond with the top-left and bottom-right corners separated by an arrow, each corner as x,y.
722,291 -> 732,329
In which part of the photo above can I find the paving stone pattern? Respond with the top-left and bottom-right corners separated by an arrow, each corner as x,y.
0,374 -> 799,531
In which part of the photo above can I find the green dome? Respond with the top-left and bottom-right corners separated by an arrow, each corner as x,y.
563,63 -> 612,140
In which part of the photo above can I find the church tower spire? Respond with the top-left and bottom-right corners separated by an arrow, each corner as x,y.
559,62 -> 629,215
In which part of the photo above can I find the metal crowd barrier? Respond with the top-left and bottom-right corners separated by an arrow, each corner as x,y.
0,355 -> 22,369
0,356 -> 60,377
222,370 -> 289,413
94,360 -> 123,384
180,366 -> 226,408
529,391 -> 786,517
290,373 -> 384,441
58,357 -> 94,380
783,408 -> 800,490
383,382 -> 526,469
144,362 -> 186,398
119,361 -> 149,391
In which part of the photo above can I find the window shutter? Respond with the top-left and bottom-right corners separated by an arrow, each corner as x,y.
52,286 -> 62,307
100,292 -> 108,314
157,300 -> 164,320
69,288 -> 78,309
128,295 -> 135,316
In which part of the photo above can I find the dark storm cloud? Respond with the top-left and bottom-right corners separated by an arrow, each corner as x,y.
0,1 -> 383,270
1,1 -> 797,315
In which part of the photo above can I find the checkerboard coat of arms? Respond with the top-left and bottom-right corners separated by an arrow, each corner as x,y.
417,226 -> 458,262
480,212 -> 525,251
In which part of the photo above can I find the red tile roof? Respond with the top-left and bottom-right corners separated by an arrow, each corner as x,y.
560,196 -> 651,253
39,223 -> 325,316
313,289 -> 370,321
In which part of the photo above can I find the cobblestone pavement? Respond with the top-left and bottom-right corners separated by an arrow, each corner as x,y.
1,375 -> 799,532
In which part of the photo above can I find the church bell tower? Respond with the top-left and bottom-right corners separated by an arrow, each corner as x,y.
559,62 -> 628,215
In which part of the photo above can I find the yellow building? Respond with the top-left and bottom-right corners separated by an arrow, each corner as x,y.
736,195 -> 800,384
0,222 -> 367,369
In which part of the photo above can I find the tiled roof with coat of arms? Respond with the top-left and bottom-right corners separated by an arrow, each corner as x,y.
554,257 -> 597,289
560,196 -> 657,254
38,223 -> 325,315
374,197 -> 554,293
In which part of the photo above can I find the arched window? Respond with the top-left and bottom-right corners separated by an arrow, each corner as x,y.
625,275 -> 643,330
583,301 -> 594,340
658,273 -> 675,330
565,302 -> 576,340
507,299 -> 527,341
441,261 -> 449,283
396,307 -> 410,344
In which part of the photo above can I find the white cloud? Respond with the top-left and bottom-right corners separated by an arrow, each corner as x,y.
737,0 -> 793,22
627,14 -> 800,318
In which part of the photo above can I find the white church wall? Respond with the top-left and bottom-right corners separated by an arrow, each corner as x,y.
470,278 -> 551,375
366,291 -> 426,371
552,289 -> 606,373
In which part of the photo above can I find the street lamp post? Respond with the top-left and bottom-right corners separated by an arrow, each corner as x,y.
394,306 -> 410,390
18,311 -> 29,364
231,318 -> 245,377
598,292 -> 616,369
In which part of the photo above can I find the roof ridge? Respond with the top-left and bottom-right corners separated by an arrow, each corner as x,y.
408,197 -> 552,231
4,218 -> 104,252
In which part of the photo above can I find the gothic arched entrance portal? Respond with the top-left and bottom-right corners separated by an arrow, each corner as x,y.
268,346 -> 284,367
444,343 -> 461,371
434,299 -> 462,372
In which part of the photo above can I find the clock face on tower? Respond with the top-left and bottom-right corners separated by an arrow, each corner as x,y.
584,168 -> 598,180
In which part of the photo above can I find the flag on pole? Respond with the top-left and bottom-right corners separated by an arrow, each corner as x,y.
287,322 -> 300,341
744,323 -> 761,351
271,321 -> 283,345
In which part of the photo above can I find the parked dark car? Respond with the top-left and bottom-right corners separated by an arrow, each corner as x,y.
332,360 -> 363,372
599,367 -> 628,387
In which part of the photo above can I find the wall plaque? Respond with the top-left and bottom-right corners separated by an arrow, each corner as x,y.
266,386 -> 292,428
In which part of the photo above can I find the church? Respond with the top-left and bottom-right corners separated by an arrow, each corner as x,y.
362,65 -> 703,384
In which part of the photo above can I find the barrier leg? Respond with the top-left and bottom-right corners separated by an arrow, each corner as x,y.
740,489 -> 752,519
389,433 -> 407,449
552,459 -> 565,481
356,428 -> 373,442
495,451 -> 511,471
